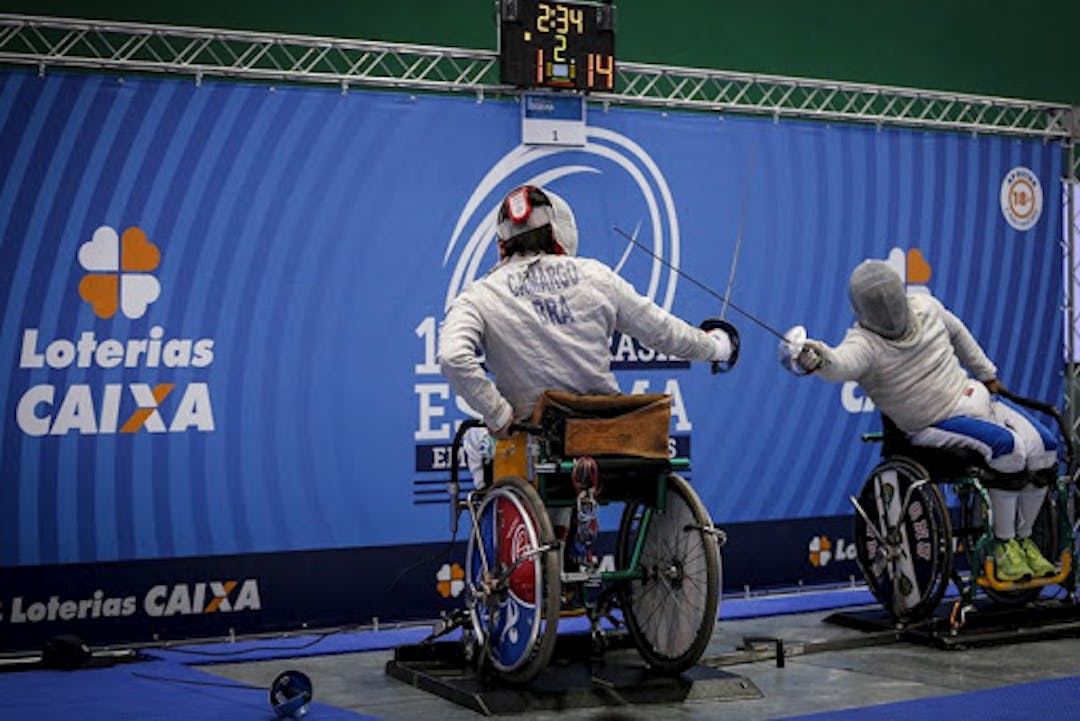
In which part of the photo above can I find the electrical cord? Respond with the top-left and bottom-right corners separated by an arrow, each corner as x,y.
132,669 -> 262,690
384,525 -> 461,596
156,628 -> 350,657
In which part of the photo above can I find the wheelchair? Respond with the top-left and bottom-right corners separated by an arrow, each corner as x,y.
850,390 -> 1077,627
440,391 -> 724,685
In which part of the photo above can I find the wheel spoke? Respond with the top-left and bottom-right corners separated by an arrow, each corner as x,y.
463,480 -> 559,681
622,479 -> 717,663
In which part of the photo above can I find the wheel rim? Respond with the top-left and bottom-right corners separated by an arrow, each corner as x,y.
855,459 -> 951,621
466,488 -> 544,673
626,488 -> 712,660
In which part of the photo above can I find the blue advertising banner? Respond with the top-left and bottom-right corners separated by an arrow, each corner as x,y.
0,70 -> 1064,646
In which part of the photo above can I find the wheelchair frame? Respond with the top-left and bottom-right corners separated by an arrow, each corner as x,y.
850,390 -> 1078,628
442,414 -> 725,685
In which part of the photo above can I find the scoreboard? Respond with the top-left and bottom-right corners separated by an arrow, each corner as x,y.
499,0 -> 616,92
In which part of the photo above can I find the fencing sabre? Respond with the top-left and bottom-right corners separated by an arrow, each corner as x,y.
721,151 -> 756,322
612,225 -> 788,341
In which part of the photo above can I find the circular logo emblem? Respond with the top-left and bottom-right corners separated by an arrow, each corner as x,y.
999,166 -> 1042,231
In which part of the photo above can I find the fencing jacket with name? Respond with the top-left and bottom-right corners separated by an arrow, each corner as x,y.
439,252 -> 719,430
811,293 -> 998,433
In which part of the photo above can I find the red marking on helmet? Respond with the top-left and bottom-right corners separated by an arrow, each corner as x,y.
506,187 -> 532,223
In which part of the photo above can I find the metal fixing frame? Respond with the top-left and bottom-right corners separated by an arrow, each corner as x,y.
0,13 -> 1075,139
1067,138 -> 1080,459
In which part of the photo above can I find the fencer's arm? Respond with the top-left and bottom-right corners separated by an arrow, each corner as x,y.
607,267 -> 729,363
937,301 -> 997,381
438,300 -> 514,433
807,331 -> 874,383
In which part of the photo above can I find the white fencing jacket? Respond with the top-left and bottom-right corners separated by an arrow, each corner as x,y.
439,252 -> 723,430
810,293 -> 998,433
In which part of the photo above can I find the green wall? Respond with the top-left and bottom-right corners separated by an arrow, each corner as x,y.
5,1 -> 1078,103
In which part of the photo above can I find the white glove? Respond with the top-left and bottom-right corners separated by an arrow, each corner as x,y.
778,325 -> 827,376
797,341 -> 826,372
707,328 -> 732,362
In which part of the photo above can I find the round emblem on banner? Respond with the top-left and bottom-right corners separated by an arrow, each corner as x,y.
999,166 -> 1042,231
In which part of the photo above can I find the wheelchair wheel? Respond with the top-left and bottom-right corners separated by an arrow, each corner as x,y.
465,476 -> 560,685
956,483 -> 1059,606
853,458 -> 953,623
615,473 -> 720,673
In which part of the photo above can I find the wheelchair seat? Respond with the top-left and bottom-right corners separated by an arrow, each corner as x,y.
879,414 -> 1032,490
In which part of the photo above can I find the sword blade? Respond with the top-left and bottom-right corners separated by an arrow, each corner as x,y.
612,225 -> 788,341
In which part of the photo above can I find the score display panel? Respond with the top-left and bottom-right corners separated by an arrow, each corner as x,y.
499,0 -> 615,91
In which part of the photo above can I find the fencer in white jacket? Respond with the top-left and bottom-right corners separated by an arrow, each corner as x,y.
439,185 -> 733,491
793,260 -> 1059,582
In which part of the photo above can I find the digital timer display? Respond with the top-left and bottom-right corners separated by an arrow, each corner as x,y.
499,0 -> 615,92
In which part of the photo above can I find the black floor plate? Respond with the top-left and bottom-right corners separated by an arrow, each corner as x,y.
825,599 -> 1080,649
385,634 -> 762,716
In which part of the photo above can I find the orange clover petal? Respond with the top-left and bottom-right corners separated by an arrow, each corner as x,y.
906,248 -> 932,284
78,274 -> 119,319
121,226 -> 160,272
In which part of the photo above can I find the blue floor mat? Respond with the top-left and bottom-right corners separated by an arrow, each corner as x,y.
1,660 -> 373,721
780,674 -> 1080,721
721,587 -> 874,619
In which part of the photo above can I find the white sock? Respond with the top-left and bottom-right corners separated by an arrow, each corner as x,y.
988,488 -> 1019,540
1016,483 -> 1048,539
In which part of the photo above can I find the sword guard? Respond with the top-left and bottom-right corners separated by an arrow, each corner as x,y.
778,325 -> 816,376
700,318 -> 740,373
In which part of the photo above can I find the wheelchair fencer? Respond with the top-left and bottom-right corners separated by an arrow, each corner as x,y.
438,390 -> 726,686
781,325 -> 1078,627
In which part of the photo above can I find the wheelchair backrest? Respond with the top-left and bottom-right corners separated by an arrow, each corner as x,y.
532,390 -> 672,460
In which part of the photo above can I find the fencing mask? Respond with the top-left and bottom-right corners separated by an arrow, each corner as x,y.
848,260 -> 909,339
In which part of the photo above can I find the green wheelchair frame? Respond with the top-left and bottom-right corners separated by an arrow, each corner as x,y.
442,415 -> 724,686
850,390 -> 1077,628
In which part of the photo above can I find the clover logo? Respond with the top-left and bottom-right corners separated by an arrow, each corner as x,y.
808,535 -> 833,567
77,225 -> 161,319
436,562 -> 465,598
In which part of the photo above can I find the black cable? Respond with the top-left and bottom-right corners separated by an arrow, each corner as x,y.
386,419 -> 482,595
157,629 -> 346,657
132,669 -> 264,691
385,525 -> 460,595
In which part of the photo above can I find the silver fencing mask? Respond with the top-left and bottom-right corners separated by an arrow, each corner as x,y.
848,260 -> 909,339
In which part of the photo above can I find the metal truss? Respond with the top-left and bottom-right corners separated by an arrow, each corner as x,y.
597,64 -> 1075,140
0,14 -> 501,92
1,13 -> 1076,140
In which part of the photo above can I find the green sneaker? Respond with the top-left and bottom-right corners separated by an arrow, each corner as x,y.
993,538 -> 1032,582
1017,537 -> 1056,577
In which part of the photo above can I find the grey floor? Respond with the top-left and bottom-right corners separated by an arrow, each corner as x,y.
206,604 -> 1080,720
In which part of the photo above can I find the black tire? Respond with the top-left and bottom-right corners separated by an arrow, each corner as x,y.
853,458 -> 953,624
616,473 -> 720,673
955,483 -> 1058,606
464,476 -> 560,685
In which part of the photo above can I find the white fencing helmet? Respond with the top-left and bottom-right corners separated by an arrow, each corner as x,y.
848,260 -> 909,339
496,186 -> 578,257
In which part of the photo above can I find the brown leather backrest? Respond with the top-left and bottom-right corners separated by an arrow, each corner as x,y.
532,391 -> 672,459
